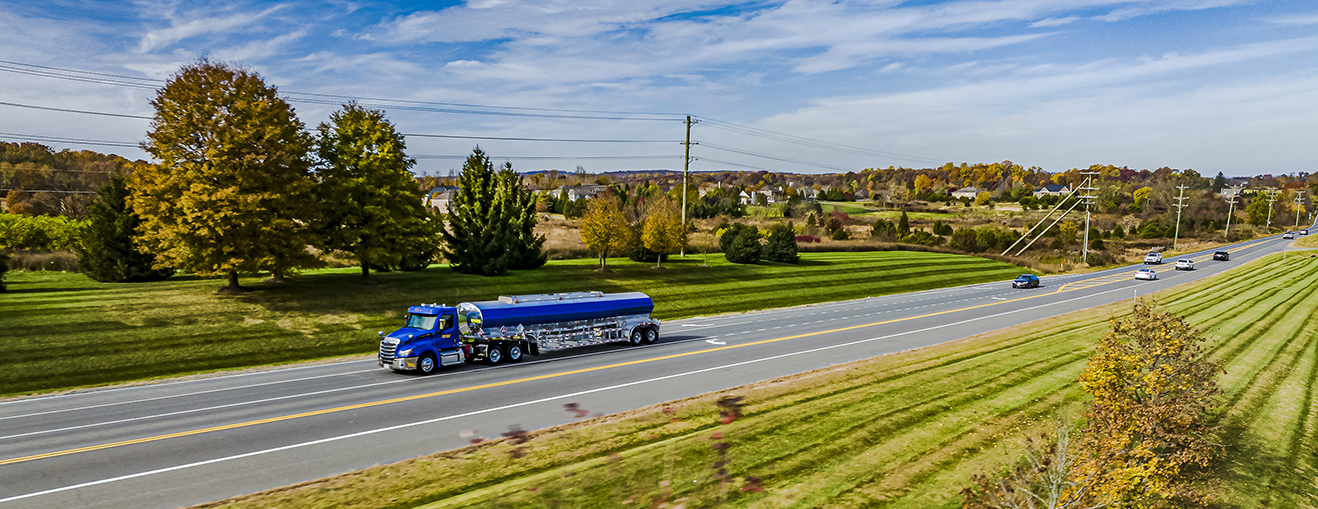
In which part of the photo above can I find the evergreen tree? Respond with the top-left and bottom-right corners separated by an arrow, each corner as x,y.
720,223 -> 761,264
1212,171 -> 1226,193
132,59 -> 319,293
763,223 -> 799,263
314,103 -> 438,278
898,211 -> 910,235
499,162 -> 547,270
76,175 -> 174,282
440,149 -> 544,275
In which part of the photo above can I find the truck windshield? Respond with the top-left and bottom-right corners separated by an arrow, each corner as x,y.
406,314 -> 438,330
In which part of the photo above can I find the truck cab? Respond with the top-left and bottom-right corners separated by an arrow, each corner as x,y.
378,304 -> 465,374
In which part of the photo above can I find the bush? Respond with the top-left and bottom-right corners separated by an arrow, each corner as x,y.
77,177 -> 175,282
0,213 -> 86,251
7,250 -> 79,272
950,228 -> 982,252
0,252 -> 7,291
830,228 -> 851,241
720,223 -> 761,264
871,219 -> 898,241
794,235 -> 821,244
1089,238 -> 1105,251
763,223 -> 799,263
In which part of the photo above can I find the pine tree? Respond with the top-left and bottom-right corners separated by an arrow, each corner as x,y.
898,211 -> 910,235
76,175 -> 174,282
499,162 -> 547,270
314,103 -> 438,278
441,148 -> 510,275
132,59 -> 320,293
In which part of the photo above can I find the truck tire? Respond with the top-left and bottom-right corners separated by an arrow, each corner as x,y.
643,327 -> 659,344
506,343 -> 524,362
419,353 -> 439,375
628,329 -> 644,346
486,345 -> 503,365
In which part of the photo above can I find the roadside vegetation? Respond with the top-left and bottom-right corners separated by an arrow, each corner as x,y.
193,251 -> 1318,509
0,250 -> 1024,397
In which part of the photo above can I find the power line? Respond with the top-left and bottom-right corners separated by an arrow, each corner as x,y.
401,133 -> 679,143
699,142 -> 852,172
0,59 -> 686,120
412,154 -> 677,160
698,117 -> 946,164
0,101 -> 151,119
0,131 -> 141,148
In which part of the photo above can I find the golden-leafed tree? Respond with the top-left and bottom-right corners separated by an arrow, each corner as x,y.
641,196 -> 684,268
579,194 -> 630,270
131,59 -> 320,294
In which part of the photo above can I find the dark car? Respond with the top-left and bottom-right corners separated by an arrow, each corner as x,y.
1012,274 -> 1040,289
1213,251 -> 1230,261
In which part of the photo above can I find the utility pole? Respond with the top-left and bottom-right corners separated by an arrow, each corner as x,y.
680,115 -> 697,256
1223,188 -> 1238,239
1078,172 -> 1098,263
1295,189 -> 1306,230
1266,187 -> 1279,231
1172,184 -> 1188,251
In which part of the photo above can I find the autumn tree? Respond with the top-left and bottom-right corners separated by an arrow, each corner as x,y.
641,196 -> 684,268
132,59 -> 320,293
441,148 -> 545,275
314,103 -> 438,278
76,175 -> 175,282
1077,301 -> 1222,506
580,194 -> 630,270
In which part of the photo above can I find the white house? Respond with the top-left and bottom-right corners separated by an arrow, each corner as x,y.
950,187 -> 980,199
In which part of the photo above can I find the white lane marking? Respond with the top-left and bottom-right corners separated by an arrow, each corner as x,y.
0,369 -> 379,421
0,361 -> 381,410
705,339 -> 725,345
680,321 -> 748,329
0,377 -> 411,441
0,279 -> 1154,505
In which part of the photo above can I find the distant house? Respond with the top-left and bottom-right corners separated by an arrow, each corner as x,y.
738,189 -> 776,205
1034,184 -> 1071,197
697,182 -> 721,197
558,185 -> 610,201
1218,187 -> 1243,199
950,187 -> 980,199
427,185 -> 459,213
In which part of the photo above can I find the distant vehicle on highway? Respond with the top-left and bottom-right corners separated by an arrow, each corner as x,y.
1175,259 -> 1195,270
1144,252 -> 1163,264
1284,232 -> 1295,239
1302,229 -> 1310,235
1012,274 -> 1040,288
1135,268 -> 1158,280
1213,251 -> 1230,261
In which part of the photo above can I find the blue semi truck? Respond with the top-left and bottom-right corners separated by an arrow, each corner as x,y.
378,291 -> 661,374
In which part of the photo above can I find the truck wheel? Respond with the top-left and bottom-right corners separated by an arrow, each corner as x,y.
643,327 -> 659,344
506,344 -> 524,362
419,353 -> 438,375
629,329 -> 644,346
486,346 -> 503,365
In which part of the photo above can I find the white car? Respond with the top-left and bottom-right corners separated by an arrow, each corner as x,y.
1302,229 -> 1310,235
1135,268 -> 1158,280
1283,232 -> 1295,239
1175,259 -> 1194,270
1143,252 -> 1163,264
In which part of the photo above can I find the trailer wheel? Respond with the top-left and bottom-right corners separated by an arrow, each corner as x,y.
628,329 -> 644,346
486,346 -> 503,365
643,327 -> 659,344
418,353 -> 439,375
506,343 -> 524,362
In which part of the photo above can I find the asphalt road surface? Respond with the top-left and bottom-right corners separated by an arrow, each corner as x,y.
2,230 -> 1312,508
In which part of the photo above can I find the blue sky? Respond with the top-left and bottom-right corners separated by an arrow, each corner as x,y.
1,0 -> 1317,176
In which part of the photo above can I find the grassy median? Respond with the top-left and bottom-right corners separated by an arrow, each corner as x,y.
0,251 -> 1026,396
193,250 -> 1318,508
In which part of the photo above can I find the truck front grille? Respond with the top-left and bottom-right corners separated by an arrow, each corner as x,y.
379,342 -> 397,363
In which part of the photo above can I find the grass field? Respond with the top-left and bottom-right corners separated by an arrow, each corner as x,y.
197,250 -> 1318,509
0,251 -> 1026,397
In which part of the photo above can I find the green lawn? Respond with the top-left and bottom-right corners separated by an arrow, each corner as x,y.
0,251 -> 1026,396
197,251 -> 1318,509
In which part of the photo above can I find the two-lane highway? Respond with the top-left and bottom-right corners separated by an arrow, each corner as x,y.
1,231 -> 1309,508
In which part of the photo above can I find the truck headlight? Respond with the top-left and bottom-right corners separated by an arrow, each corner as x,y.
398,349 -> 413,357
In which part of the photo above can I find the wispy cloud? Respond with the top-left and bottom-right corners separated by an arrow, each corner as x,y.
1263,13 -> 1318,25
137,5 -> 286,53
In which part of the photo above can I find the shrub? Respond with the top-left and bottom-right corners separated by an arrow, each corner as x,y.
77,177 -> 175,282
830,228 -> 851,241
871,219 -> 898,241
0,213 -> 86,251
0,252 -> 7,291
763,223 -> 799,263
950,228 -> 982,253
720,223 -> 761,264
794,235 -> 821,244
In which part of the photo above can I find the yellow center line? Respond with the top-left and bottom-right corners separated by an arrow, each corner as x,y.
0,255 -> 1250,467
